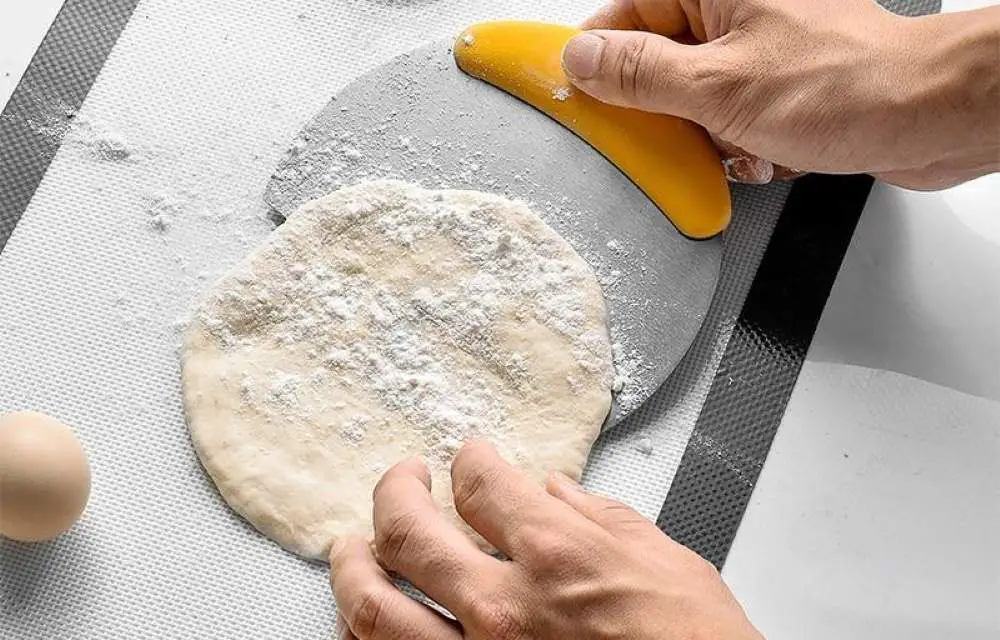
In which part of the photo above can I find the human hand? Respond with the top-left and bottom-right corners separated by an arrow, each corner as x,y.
563,0 -> 1000,189
330,441 -> 763,640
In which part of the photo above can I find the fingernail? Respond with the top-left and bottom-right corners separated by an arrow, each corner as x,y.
562,33 -> 605,80
553,471 -> 586,492
723,156 -> 775,184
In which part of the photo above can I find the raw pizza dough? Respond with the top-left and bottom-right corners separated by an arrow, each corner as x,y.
181,180 -> 613,561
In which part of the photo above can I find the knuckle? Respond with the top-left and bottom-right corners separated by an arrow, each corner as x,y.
374,509 -> 420,569
523,527 -> 588,571
613,37 -> 662,104
597,499 -> 646,525
452,465 -> 500,521
471,597 -> 530,640
698,52 -> 761,139
346,586 -> 387,637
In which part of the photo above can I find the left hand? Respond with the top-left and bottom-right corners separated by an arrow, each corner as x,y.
329,440 -> 762,640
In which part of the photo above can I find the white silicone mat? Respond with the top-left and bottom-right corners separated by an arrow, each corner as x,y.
0,0 -> 936,637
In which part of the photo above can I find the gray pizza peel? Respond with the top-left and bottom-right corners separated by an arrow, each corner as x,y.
264,40 -> 723,428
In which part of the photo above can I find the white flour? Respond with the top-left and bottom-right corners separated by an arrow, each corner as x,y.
635,436 -> 654,456
62,110 -> 138,163
552,86 -> 573,102
144,193 -> 182,232
197,181 -> 614,461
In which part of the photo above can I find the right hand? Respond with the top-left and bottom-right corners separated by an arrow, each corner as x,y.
330,442 -> 763,640
562,0 -> 1000,189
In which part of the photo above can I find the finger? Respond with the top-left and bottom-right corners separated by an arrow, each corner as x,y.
678,0 -> 707,41
562,29 -> 734,124
721,155 -> 806,183
773,166 -> 807,182
582,0 -> 691,36
336,614 -> 360,640
711,135 -> 802,184
723,156 -> 775,184
330,536 -> 462,640
451,440 -> 581,559
372,457 -> 501,617
581,1 -> 641,30
545,472 -> 718,572
546,472 -> 666,545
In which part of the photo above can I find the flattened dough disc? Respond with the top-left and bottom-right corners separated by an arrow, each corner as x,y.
265,40 -> 722,426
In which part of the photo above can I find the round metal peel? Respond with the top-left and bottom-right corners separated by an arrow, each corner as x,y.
264,40 -> 722,428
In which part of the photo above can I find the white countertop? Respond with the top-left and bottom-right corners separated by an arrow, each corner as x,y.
724,178 -> 1000,639
719,3 -> 1000,637
3,1 -> 997,638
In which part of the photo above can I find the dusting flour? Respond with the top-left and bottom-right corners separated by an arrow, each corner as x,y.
552,86 -> 573,102
182,180 -> 614,560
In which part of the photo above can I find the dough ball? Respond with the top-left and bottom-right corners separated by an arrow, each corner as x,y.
0,411 -> 91,542
182,180 -> 613,560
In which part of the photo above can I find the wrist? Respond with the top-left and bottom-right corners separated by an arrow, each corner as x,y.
894,8 -> 1000,177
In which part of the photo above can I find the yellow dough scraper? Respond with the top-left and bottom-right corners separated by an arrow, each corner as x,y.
455,21 -> 730,239
265,21 -> 726,427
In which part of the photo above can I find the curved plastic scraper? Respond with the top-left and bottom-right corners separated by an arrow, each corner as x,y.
264,38 -> 722,428
455,21 -> 731,240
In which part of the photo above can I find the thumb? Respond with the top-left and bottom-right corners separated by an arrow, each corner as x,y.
561,29 -> 730,123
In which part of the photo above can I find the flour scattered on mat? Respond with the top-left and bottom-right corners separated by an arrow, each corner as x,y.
65,117 -> 137,163
340,145 -> 363,162
634,436 -> 654,456
0,85 -> 77,145
90,128 -> 134,162
5,90 -> 142,164
687,432 -> 759,488
144,193 -> 184,232
52,101 -> 281,349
